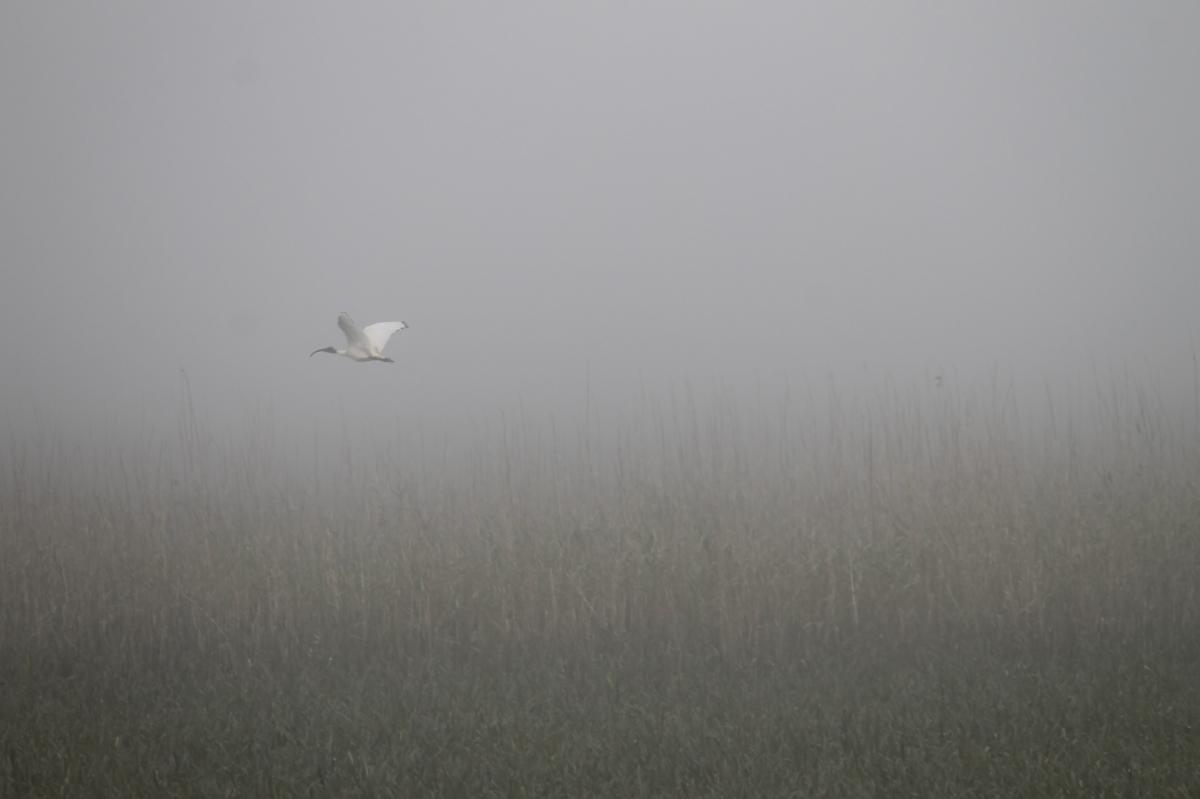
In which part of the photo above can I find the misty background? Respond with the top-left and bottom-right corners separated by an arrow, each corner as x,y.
2,2 -> 1198,442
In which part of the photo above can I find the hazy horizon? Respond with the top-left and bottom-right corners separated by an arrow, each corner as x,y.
3,3 -> 1198,436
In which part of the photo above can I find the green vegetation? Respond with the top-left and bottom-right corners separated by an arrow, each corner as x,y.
3,381 -> 1199,796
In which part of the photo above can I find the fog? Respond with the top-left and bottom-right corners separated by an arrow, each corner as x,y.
3,2 -> 1198,438
6,8 -> 1200,791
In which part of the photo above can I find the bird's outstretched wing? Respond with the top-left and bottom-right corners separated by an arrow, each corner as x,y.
363,321 -> 409,355
338,313 -> 368,347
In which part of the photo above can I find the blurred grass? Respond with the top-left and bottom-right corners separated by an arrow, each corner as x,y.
2,379 -> 1199,796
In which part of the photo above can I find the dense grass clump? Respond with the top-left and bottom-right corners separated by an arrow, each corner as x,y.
2,381 -> 1199,796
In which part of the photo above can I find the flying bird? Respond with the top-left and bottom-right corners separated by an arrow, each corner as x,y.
311,312 -> 409,363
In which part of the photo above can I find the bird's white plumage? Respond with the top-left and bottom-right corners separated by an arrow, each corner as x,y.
338,312 -> 368,348
312,312 -> 408,362
363,322 -> 408,355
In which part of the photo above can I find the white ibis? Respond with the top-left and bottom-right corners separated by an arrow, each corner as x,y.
310,312 -> 408,363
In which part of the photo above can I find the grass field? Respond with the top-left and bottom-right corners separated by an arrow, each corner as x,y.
2,379 -> 1199,796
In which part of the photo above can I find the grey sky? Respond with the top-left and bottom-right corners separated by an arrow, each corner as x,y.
2,2 -> 1198,433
